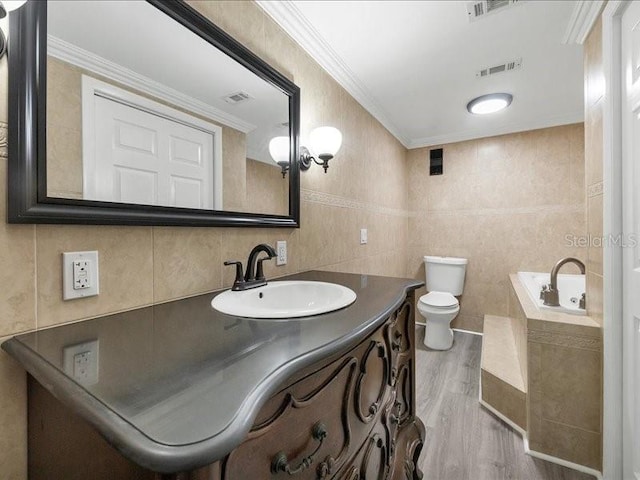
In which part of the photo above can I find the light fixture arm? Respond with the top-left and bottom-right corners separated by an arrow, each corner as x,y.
300,146 -> 332,173
277,162 -> 289,178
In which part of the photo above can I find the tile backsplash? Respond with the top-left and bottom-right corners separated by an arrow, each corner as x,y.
0,3 -> 408,476
0,1 -> 593,478
407,124 -> 587,332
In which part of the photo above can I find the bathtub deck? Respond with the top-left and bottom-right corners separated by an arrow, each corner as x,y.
415,330 -> 595,480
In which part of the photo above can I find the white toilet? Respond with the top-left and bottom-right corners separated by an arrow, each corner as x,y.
418,256 -> 468,350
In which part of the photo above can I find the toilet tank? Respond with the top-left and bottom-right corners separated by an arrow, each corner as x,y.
424,256 -> 468,295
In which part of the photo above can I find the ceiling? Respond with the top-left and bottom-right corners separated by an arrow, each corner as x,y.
258,1 -> 590,148
48,1 -> 289,165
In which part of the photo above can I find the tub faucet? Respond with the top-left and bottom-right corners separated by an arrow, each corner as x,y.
540,257 -> 586,307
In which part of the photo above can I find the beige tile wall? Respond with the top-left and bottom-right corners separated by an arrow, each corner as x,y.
246,158 -> 288,216
527,323 -> 603,470
46,57 -> 266,214
0,2 -> 409,477
584,17 -> 604,326
407,125 -> 587,332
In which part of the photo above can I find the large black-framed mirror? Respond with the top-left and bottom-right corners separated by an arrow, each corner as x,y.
8,0 -> 301,227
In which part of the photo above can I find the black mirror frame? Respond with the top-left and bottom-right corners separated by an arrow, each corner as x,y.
7,0 -> 301,228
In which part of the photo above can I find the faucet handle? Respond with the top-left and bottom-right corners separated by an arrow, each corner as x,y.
224,261 -> 245,290
540,284 -> 548,300
256,256 -> 275,281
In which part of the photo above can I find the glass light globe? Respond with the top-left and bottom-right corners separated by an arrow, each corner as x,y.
2,1 -> 27,12
309,126 -> 342,160
467,93 -> 512,115
268,136 -> 290,166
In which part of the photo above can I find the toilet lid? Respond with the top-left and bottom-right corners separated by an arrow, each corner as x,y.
419,291 -> 458,308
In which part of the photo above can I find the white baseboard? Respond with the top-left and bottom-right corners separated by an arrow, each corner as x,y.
478,374 -> 526,436
452,327 -> 483,336
478,398 -> 527,437
478,382 -> 602,479
524,438 -> 603,480
414,323 -> 483,337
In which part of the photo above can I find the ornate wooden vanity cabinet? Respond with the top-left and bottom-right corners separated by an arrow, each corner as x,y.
27,293 -> 425,480
220,296 -> 424,480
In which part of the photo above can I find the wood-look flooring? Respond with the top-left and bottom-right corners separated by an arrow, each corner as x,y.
414,330 -> 595,480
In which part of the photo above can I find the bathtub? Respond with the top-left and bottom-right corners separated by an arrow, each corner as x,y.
517,271 -> 586,315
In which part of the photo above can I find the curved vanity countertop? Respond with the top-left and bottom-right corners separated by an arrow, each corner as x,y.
2,271 -> 422,474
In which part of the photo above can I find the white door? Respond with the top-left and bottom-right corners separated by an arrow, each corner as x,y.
622,2 -> 640,478
89,96 -> 215,210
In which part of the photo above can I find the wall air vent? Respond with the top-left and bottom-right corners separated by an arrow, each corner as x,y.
476,58 -> 522,78
466,0 -> 523,21
222,91 -> 252,105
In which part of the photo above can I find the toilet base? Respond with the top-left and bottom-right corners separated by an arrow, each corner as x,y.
424,321 -> 454,350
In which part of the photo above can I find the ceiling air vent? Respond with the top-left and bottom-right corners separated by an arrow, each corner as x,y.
223,91 -> 252,105
466,0 -> 523,21
476,58 -> 522,78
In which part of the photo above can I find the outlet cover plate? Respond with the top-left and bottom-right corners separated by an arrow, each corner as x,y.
360,228 -> 368,245
63,339 -> 99,386
276,240 -> 287,266
63,251 -> 99,300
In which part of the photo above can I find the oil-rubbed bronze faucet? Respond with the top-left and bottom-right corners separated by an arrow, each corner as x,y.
224,244 -> 277,291
540,257 -> 586,307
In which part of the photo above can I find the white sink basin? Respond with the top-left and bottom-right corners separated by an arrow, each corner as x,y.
211,281 -> 357,319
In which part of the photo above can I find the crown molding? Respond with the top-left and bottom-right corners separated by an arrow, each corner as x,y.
258,1 -> 586,149
256,0 -> 410,147
407,111 -> 584,149
562,0 -> 605,45
47,35 -> 256,133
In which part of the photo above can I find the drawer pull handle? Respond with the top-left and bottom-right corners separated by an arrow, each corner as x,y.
271,422 -> 328,475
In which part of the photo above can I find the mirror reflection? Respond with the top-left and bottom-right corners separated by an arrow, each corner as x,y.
46,0 -> 290,216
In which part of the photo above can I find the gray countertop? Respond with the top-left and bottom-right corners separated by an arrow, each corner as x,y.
2,270 -> 422,473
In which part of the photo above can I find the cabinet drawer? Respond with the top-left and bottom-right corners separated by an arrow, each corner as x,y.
384,300 -> 413,388
223,354 -> 357,479
220,296 -> 421,480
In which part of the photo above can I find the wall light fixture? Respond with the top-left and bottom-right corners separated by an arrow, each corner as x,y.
0,1 -> 28,59
300,126 -> 342,173
268,136 -> 290,178
269,126 -> 343,178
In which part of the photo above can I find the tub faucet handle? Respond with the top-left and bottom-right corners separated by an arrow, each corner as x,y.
541,283 -> 560,307
539,284 -> 548,300
579,293 -> 586,310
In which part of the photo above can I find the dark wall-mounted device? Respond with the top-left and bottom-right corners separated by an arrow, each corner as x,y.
430,148 -> 443,176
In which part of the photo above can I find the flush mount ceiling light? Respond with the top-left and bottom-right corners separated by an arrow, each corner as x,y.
466,93 -> 513,115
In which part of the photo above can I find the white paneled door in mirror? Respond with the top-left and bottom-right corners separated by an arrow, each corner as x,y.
46,0 -> 290,216
84,78 -> 221,211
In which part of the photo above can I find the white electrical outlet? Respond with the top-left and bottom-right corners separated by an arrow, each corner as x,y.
73,259 -> 91,290
276,241 -> 287,266
360,228 -> 368,245
63,339 -> 99,385
63,251 -> 99,300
